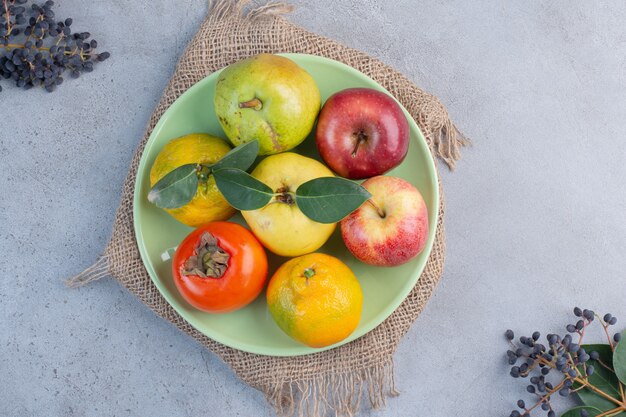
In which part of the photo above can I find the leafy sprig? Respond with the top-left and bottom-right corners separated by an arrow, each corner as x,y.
148,139 -> 372,224
213,169 -> 371,223
505,308 -> 626,417
148,140 -> 260,208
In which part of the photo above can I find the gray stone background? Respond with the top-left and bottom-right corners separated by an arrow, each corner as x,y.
2,1 -> 626,416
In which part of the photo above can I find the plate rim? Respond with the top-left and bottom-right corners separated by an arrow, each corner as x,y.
132,53 -> 440,356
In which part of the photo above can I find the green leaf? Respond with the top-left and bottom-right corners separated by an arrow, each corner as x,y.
148,164 -> 198,209
213,168 -> 273,211
560,406 -> 603,417
576,389 -> 617,411
613,330 -> 626,385
212,140 -> 259,172
576,379 -> 621,412
575,344 -> 623,412
582,344 -> 622,398
295,177 -> 371,224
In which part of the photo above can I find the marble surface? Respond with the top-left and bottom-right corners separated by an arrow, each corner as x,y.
2,1 -> 626,416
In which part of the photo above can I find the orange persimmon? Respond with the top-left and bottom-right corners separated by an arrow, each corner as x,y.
172,222 -> 268,313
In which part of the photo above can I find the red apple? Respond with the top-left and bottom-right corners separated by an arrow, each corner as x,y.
316,88 -> 410,179
341,176 -> 429,267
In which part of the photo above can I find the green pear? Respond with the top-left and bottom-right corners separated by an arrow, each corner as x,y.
214,54 -> 321,155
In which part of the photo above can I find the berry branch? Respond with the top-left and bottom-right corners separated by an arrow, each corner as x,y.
3,0 -> 13,36
595,408 -> 623,417
505,308 -> 626,417
599,313 -> 626,405
0,0 -> 109,92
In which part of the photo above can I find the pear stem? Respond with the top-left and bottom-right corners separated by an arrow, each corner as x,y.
239,98 -> 263,111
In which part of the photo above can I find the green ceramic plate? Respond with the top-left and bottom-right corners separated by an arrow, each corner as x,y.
133,54 -> 439,356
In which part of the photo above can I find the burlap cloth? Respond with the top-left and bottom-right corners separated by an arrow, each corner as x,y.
68,1 -> 468,416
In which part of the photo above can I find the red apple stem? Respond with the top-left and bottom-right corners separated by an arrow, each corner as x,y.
239,98 -> 263,111
367,199 -> 386,218
351,131 -> 368,157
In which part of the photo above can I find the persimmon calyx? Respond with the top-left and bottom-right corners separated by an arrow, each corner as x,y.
183,232 -> 230,278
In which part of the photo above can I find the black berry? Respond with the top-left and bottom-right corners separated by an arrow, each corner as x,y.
0,1 -> 110,93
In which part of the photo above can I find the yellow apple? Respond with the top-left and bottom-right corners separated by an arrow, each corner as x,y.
242,153 -> 336,257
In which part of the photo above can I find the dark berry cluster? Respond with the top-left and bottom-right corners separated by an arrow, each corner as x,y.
1,0 -> 109,92
505,308 -> 624,417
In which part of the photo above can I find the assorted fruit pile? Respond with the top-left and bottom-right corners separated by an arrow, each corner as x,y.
147,54 -> 430,348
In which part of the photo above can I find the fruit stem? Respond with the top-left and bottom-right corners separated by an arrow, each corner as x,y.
183,232 -> 229,279
196,164 -> 211,182
274,187 -> 295,205
239,98 -> 263,111
303,268 -> 315,279
367,199 -> 386,218
351,130 -> 368,157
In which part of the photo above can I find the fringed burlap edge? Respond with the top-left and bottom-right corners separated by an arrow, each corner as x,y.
265,358 -> 399,417
66,255 -> 109,288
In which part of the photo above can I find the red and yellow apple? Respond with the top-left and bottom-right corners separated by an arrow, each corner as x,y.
340,176 -> 429,266
315,88 -> 409,179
